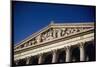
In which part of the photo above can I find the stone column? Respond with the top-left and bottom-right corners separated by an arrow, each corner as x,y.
65,46 -> 71,62
52,49 -> 57,63
79,42 -> 85,61
38,53 -> 43,64
26,57 -> 31,65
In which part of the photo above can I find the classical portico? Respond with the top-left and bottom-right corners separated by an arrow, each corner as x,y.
14,22 -> 95,66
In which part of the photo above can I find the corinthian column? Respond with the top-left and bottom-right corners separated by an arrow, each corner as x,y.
79,42 -> 85,61
52,49 -> 57,63
65,46 -> 71,62
38,53 -> 43,64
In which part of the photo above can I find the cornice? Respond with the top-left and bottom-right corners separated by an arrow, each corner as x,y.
14,22 -> 94,49
14,28 -> 94,54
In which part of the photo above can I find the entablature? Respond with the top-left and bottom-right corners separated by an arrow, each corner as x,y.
14,27 -> 94,55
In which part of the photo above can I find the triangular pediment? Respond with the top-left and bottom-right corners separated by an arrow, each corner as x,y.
14,22 -> 94,50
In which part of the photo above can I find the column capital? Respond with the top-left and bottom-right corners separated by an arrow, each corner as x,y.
64,46 -> 71,51
26,56 -> 31,59
78,42 -> 85,48
26,56 -> 31,64
51,49 -> 57,53
38,53 -> 43,57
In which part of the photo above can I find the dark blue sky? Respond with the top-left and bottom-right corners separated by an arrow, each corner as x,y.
13,1 -> 95,45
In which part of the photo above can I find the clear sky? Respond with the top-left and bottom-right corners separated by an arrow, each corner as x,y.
13,1 -> 95,45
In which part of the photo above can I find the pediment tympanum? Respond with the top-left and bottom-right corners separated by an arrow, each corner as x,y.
14,22 -> 94,50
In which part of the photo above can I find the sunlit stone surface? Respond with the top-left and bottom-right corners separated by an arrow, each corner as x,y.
14,22 -> 95,66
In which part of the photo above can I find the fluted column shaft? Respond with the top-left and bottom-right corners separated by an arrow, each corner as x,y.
52,50 -> 57,63
65,46 -> 71,62
38,53 -> 43,64
80,42 -> 85,61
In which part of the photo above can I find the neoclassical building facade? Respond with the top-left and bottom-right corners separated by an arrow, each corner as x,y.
14,22 -> 95,66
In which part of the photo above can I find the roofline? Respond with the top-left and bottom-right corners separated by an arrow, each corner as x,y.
14,22 -> 94,48
14,23 -> 51,47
